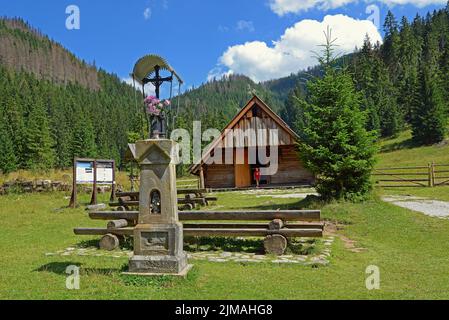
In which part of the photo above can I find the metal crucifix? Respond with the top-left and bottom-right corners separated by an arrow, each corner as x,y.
143,65 -> 173,99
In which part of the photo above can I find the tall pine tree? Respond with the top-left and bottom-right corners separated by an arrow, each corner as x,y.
297,31 -> 378,200
411,27 -> 448,145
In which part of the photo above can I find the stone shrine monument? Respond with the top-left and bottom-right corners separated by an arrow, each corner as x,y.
125,55 -> 190,276
127,139 -> 190,275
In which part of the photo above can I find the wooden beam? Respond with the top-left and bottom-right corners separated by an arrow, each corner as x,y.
89,210 -> 320,222
183,222 -> 324,229
89,211 -> 138,221
74,227 -> 133,236
179,210 -> 320,221
73,227 -> 322,238
183,228 -> 322,237
115,189 -> 211,198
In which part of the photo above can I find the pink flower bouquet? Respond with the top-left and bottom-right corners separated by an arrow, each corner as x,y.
144,96 -> 170,116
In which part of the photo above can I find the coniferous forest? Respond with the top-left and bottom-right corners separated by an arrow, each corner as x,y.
1,5 -> 449,175
282,6 -> 449,144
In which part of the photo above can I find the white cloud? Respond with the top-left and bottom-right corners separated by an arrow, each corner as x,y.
269,0 -> 447,15
143,7 -> 152,20
270,0 -> 354,15
212,14 -> 382,82
236,20 -> 255,32
122,77 -> 156,95
218,25 -> 230,32
381,0 -> 447,6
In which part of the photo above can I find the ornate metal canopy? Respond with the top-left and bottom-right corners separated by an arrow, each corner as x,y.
131,54 -> 183,85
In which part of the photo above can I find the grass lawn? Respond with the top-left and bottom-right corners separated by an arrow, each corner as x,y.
1,189 -> 449,300
375,130 -> 449,201
377,130 -> 449,168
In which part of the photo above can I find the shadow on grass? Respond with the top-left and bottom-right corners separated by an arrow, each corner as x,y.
184,236 -> 318,255
119,264 -> 198,287
35,262 -> 121,276
185,236 -> 264,254
380,137 -> 419,153
76,239 -> 99,248
76,237 -> 133,251
224,195 -> 326,211
35,262 -> 81,275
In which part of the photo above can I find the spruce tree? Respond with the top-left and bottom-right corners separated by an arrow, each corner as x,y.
280,85 -> 305,133
352,35 -> 402,137
411,30 -> 447,145
296,31 -> 378,200
0,109 -> 18,174
382,10 -> 401,81
23,97 -> 55,170
71,114 -> 97,159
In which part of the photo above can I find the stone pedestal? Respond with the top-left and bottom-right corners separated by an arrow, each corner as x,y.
126,139 -> 190,276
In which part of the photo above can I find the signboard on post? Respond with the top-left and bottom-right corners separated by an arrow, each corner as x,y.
96,161 -> 114,184
75,160 -> 95,184
69,158 -> 116,208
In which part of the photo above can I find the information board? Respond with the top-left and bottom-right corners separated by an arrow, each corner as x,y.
70,158 -> 116,208
75,161 -> 94,184
96,161 -> 114,184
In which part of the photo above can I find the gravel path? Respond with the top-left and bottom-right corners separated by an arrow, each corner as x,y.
382,195 -> 449,219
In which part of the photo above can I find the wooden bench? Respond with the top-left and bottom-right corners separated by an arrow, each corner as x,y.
112,189 -> 217,211
74,210 -> 323,255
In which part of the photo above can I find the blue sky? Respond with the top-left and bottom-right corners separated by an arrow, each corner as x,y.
0,0 -> 447,93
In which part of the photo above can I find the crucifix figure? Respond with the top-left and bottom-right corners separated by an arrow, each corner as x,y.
143,65 -> 173,139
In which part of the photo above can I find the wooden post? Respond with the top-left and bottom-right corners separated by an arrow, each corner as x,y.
90,160 -> 97,205
130,163 -> 135,192
199,165 -> 205,189
428,163 -> 434,188
69,158 -> 78,208
432,162 -> 435,187
109,160 -> 116,202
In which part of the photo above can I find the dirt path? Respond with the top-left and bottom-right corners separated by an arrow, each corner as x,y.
324,222 -> 366,253
382,195 -> 449,219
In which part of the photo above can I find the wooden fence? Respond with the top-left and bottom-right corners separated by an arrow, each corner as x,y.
373,163 -> 449,188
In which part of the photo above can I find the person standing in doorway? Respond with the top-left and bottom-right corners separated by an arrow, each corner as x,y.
254,167 -> 261,188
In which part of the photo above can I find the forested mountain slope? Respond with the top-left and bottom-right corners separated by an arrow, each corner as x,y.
0,18 -> 143,173
0,18 -> 99,90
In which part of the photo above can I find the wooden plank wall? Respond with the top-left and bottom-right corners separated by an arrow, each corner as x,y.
270,145 -> 315,185
223,108 -> 293,148
204,164 -> 235,188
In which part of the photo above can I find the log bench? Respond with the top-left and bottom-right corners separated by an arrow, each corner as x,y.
74,210 -> 323,255
112,189 -> 217,211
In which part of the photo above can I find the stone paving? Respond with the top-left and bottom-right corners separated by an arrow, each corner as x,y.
382,195 -> 449,219
45,236 -> 335,266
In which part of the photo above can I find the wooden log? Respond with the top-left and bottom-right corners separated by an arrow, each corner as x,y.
185,193 -> 197,200
107,219 -> 129,229
179,210 -> 321,222
372,172 -> 429,176
89,211 -> 138,221
181,203 -> 194,211
377,179 -> 429,182
118,196 -> 132,205
178,198 -> 208,205
375,185 -> 424,188
99,234 -> 120,251
375,166 -> 429,170
115,192 -> 139,198
264,235 -> 288,255
269,219 -> 284,231
183,222 -> 324,230
183,228 -> 322,237
116,189 -> 210,198
74,227 -> 134,236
